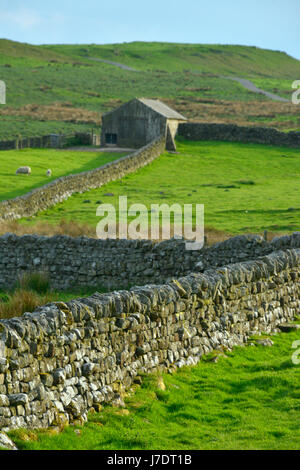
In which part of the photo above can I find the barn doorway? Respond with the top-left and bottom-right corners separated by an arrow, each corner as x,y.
105,133 -> 118,145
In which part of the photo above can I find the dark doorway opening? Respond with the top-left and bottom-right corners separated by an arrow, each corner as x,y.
105,133 -> 118,145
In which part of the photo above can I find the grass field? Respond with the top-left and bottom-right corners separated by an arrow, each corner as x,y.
0,148 -> 126,201
17,139 -> 300,236
0,39 -> 300,140
8,324 -> 300,450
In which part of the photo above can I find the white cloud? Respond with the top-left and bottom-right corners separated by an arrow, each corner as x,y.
1,8 -> 43,30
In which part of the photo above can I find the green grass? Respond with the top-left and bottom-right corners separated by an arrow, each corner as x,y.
251,78 -> 296,98
0,148 -> 127,201
20,139 -> 300,235
0,39 -> 71,63
43,42 -> 300,77
8,326 -> 300,450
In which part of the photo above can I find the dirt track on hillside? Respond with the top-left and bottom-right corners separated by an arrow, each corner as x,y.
221,76 -> 289,102
87,57 -> 138,71
86,56 -> 290,103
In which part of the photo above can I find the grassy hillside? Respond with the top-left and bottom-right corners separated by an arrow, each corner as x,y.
0,38 -> 71,63
16,139 -> 300,236
43,42 -> 300,77
0,39 -> 299,140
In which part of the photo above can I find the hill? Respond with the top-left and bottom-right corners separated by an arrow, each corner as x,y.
43,42 -> 300,77
0,38 -> 72,63
0,39 -> 299,140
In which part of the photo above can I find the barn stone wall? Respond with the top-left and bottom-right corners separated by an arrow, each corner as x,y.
178,122 -> 300,148
101,100 -> 166,149
0,233 -> 299,431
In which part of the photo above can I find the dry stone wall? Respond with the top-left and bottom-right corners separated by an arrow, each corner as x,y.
178,122 -> 300,148
0,232 -> 299,292
0,233 -> 299,431
0,135 -> 166,222
0,132 -> 96,151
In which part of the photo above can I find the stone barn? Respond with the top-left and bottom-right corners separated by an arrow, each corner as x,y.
101,98 -> 187,151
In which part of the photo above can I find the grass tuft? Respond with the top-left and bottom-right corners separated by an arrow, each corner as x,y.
17,271 -> 50,295
0,288 -> 53,319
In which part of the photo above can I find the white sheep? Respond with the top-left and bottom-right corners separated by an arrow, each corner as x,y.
46,169 -> 52,177
15,166 -> 31,175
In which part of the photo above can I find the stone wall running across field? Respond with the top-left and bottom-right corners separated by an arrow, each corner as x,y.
0,135 -> 166,222
178,122 -> 300,148
0,232 -> 299,431
0,132 -> 98,151
0,232 -> 299,291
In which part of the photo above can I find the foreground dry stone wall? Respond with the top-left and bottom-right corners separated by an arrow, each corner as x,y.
178,122 -> 300,148
0,135 -> 166,222
0,233 -> 299,431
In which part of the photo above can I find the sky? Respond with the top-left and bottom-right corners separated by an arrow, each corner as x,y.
0,0 -> 299,60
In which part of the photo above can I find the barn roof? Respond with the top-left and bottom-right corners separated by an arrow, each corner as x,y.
138,98 -> 187,120
102,98 -> 187,121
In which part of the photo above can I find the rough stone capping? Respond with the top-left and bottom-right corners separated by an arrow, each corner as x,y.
0,233 -> 299,431
0,134 -> 166,222
178,122 -> 300,148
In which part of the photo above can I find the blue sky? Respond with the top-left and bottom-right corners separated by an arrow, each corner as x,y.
0,0 -> 299,60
